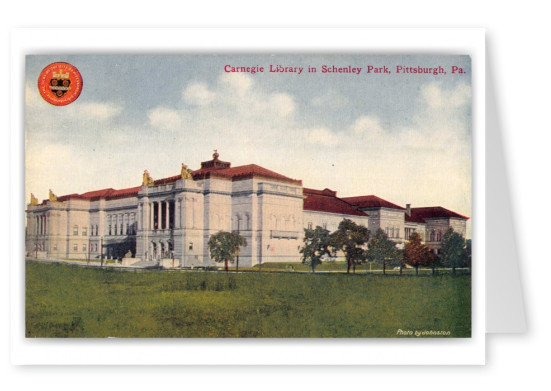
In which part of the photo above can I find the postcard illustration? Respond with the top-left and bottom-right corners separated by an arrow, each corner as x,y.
25,54 -> 472,338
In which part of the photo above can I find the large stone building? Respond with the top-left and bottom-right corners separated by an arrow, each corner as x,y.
25,152 -> 468,267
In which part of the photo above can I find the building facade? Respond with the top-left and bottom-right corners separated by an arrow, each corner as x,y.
26,152 -> 468,266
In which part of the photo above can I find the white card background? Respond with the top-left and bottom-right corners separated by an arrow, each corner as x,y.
10,27 -> 486,366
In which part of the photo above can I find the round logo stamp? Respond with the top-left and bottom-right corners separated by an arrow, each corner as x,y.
37,62 -> 83,106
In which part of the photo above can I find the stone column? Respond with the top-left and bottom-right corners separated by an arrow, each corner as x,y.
165,201 -> 169,230
149,202 -> 154,230
176,198 -> 181,228
157,202 -> 162,230
137,203 -> 142,231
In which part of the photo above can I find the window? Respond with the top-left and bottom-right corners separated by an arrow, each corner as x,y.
73,243 -> 78,251
114,224 -> 117,236
322,223 -> 327,230
53,243 -> 57,251
108,225 -> 112,236
73,225 -> 78,236
82,227 -> 87,236
82,244 -> 87,252
95,225 -> 99,236
307,222 -> 313,230
120,223 -> 123,235
126,224 -> 129,235
189,242 -> 193,250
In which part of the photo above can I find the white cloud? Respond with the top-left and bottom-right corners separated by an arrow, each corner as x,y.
311,90 -> 350,108
148,73 -> 297,135
182,82 -> 215,106
352,116 -> 384,138
147,107 -> 183,131
307,127 -> 340,146
269,93 -> 295,117
421,81 -> 471,109
74,102 -> 122,121
218,72 -> 253,96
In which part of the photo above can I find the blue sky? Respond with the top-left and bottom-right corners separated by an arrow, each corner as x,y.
25,54 -> 471,234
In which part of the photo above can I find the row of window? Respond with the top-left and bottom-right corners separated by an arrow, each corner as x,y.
71,223 -> 138,237
108,223 -> 136,236
70,243 -> 100,252
304,224 -> 439,242
72,225 -> 99,236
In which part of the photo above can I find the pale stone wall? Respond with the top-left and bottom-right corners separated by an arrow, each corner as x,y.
424,218 -> 451,251
303,210 -> 368,233
449,218 -> 467,238
404,221 -> 426,242
256,181 -> 303,264
363,208 -> 406,248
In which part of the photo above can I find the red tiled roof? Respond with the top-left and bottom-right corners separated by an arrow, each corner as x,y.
405,213 -> 427,224
80,188 -> 116,198
153,175 -> 181,186
410,207 -> 469,220
303,188 -> 368,217
342,195 -> 406,210
56,193 -> 82,202
105,186 -> 141,200
192,164 -> 302,185
55,186 -> 141,202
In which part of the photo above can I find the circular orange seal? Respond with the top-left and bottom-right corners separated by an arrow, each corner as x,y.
37,62 -> 83,106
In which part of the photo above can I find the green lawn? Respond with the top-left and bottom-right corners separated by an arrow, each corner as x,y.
25,260 -> 471,338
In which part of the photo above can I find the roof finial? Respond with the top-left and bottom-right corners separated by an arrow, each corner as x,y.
213,149 -> 219,160
48,189 -> 57,202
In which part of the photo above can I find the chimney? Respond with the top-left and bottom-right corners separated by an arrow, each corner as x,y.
406,203 -> 411,216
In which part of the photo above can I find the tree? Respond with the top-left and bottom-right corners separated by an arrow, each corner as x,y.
300,226 -> 332,272
208,231 -> 247,272
429,251 -> 441,275
329,219 -> 370,274
440,228 -> 467,274
366,228 -> 400,275
404,232 -> 433,275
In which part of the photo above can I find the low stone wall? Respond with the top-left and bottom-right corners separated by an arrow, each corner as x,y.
160,258 -> 177,268
122,257 -> 140,266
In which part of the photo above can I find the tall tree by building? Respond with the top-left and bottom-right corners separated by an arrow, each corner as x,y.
330,219 -> 370,274
404,231 -> 433,275
300,226 -> 332,272
367,228 -> 401,275
208,231 -> 247,272
440,228 -> 467,274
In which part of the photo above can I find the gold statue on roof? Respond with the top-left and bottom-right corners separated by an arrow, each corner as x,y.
48,189 -> 57,202
30,193 -> 38,206
142,170 -> 154,186
181,163 -> 193,180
